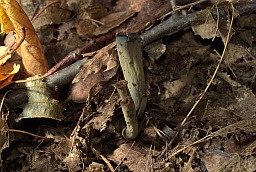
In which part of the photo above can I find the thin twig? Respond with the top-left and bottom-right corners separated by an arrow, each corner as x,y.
141,1 -> 256,46
99,154 -> 115,172
160,0 -> 208,20
13,31 -> 115,84
167,118 -> 256,159
31,0 -> 61,23
6,129 -> 48,139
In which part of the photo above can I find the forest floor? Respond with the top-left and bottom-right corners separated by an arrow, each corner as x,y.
1,0 -> 256,172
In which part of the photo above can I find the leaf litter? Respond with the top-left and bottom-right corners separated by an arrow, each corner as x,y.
1,0 -> 256,172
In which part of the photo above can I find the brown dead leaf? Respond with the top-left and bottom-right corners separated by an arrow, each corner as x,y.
223,43 -> 251,66
192,10 -> 220,39
0,0 -> 48,76
200,153 -> 256,172
76,0 -> 170,37
82,94 -> 118,132
70,42 -> 118,103
85,96 -> 119,131
108,142 -> 158,172
93,10 -> 136,36
117,0 -> 171,33
228,86 -> 256,119
0,63 -> 19,89
0,46 -> 11,65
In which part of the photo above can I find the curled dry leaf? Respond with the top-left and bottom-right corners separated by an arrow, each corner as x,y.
70,42 -> 118,103
0,0 -> 48,76
0,46 -> 11,65
0,45 -> 20,88
75,0 -> 170,37
0,62 -> 19,89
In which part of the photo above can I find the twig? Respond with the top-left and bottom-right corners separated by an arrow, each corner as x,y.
13,30 -> 116,83
167,118 -> 256,159
31,0 -> 61,23
45,57 -> 88,90
12,2 -> 256,84
161,0 -> 208,19
5,129 -> 48,140
5,57 -> 88,108
99,154 -> 115,172
140,1 -> 256,46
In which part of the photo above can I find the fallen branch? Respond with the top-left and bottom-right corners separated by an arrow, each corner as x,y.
141,1 -> 256,46
5,57 -> 88,108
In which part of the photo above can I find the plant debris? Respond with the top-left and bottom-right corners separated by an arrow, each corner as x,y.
1,1 -> 256,171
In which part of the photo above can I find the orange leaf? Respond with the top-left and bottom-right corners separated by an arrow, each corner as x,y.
0,46 -> 11,65
0,0 -> 48,76
0,62 -> 19,88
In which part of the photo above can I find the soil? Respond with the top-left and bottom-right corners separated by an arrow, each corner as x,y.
1,0 -> 256,172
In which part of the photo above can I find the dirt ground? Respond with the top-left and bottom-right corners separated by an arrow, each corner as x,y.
1,0 -> 256,172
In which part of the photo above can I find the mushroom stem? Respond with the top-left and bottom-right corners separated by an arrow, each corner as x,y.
116,33 -> 147,117
120,96 -> 138,139
115,80 -> 138,139
115,80 -> 128,101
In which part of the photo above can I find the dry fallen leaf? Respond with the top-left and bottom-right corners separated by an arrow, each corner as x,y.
0,45 -> 20,88
0,62 -> 19,89
82,94 -> 118,132
75,0 -> 170,37
191,10 -> 220,39
0,46 -> 11,65
0,0 -> 48,76
108,142 -> 158,172
70,42 -> 118,103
